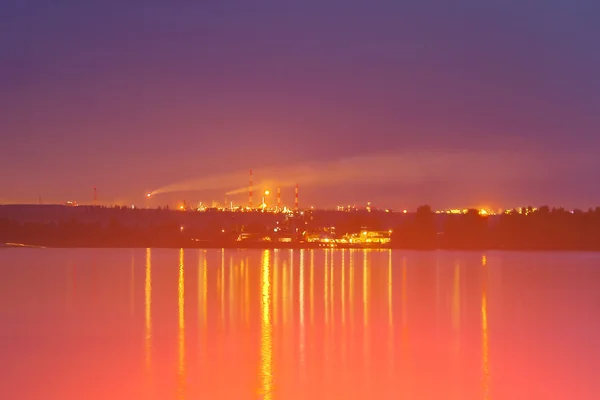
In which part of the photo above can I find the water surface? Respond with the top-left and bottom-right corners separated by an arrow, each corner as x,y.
1,248 -> 599,399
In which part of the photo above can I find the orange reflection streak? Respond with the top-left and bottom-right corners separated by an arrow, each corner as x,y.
130,252 -> 135,317
67,263 -> 75,312
452,263 -> 461,354
273,250 -> 279,326
330,252 -> 334,332
220,250 -> 225,328
177,249 -> 186,400
200,251 -> 207,327
283,260 -> 289,326
341,249 -> 347,377
245,259 -> 250,325
145,249 -> 152,372
341,249 -> 346,326
388,250 -> 393,327
325,249 -> 329,325
363,250 -> 368,327
290,250 -> 294,325
482,256 -> 490,399
388,250 -> 394,373
198,250 -> 207,374
363,250 -> 370,373
401,257 -> 408,354
310,250 -> 314,325
229,256 -> 234,327
299,249 -> 305,369
349,249 -> 354,327
259,250 -> 273,400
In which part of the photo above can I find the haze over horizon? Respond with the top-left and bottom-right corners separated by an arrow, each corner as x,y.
2,1 -> 599,209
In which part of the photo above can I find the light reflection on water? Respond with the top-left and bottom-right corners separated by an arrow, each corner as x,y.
1,249 -> 600,399
260,250 -> 273,400
177,249 -> 185,400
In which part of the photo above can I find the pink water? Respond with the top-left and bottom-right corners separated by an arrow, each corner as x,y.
0,248 -> 599,399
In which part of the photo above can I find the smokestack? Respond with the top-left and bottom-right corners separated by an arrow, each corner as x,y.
295,183 -> 299,211
277,187 -> 281,210
249,169 -> 253,209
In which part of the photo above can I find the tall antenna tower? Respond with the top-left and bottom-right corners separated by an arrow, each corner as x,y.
295,183 -> 299,211
277,187 -> 281,210
93,187 -> 97,205
249,169 -> 253,209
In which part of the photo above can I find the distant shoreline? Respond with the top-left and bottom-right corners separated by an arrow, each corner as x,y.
2,204 -> 600,252
3,242 -> 599,252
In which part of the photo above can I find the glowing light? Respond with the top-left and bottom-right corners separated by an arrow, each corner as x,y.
264,190 -> 270,196
177,249 -> 186,399
146,193 -> 151,198
259,250 -> 273,400
179,205 -> 185,211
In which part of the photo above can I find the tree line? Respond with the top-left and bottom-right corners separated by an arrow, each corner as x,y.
392,205 -> 600,251
2,205 -> 600,250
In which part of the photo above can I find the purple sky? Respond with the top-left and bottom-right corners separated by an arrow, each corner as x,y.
1,1 -> 599,210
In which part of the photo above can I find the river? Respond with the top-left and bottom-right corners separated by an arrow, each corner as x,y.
0,248 -> 599,399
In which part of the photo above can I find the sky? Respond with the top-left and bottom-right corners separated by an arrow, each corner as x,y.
1,0 -> 599,210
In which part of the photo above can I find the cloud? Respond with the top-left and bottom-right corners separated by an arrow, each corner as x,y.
149,150 -> 594,197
